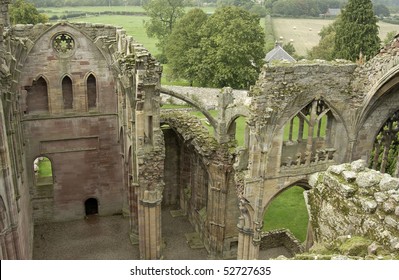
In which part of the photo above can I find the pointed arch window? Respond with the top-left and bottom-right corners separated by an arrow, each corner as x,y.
26,77 -> 49,113
87,74 -> 97,109
281,99 -> 335,167
62,76 -> 73,109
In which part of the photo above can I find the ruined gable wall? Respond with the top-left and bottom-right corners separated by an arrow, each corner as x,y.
14,23 -> 123,222
306,160 -> 399,254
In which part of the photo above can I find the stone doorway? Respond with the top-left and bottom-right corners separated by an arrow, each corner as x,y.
85,198 -> 98,216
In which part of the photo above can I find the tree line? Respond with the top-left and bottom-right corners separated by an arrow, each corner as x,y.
12,0 -> 390,89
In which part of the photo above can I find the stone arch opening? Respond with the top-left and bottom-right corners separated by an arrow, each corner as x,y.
227,115 -> 247,147
25,76 -> 49,114
281,99 -> 337,168
87,73 -> 97,109
369,110 -> 399,176
32,156 -> 54,223
62,76 -> 73,109
85,198 -> 98,216
262,183 -> 310,243
33,156 -> 54,187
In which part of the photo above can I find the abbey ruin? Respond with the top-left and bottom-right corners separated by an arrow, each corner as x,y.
0,0 -> 398,260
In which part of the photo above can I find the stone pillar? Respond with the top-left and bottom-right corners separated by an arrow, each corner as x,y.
138,188 -> 162,259
207,163 -> 230,258
216,87 -> 235,144
236,201 -> 260,259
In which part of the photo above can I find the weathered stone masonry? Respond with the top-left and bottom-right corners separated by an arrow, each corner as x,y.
306,159 -> 399,255
1,0 -> 399,260
236,35 -> 399,259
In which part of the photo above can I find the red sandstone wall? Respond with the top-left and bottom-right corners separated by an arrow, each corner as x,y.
19,24 -> 123,222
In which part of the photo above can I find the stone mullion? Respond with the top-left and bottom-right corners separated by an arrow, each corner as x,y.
207,164 -> 229,258
306,100 -> 318,152
298,117 -> 304,143
288,118 -> 294,141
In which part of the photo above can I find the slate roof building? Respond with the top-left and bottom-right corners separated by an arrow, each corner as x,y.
265,43 -> 297,63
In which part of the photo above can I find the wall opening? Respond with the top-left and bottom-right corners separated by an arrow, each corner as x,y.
62,76 -> 73,109
370,110 -> 399,176
34,156 -> 53,186
26,77 -> 49,114
87,74 -> 97,109
263,185 -> 309,243
281,99 -> 335,167
227,116 -> 247,147
85,198 -> 98,216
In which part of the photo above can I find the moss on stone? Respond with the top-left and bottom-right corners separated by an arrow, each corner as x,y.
338,236 -> 372,257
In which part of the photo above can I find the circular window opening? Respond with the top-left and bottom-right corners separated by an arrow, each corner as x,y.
53,33 -> 75,54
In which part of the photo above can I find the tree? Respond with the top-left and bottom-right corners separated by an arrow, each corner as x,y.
143,0 -> 185,58
195,6 -> 265,89
308,21 -> 339,60
10,0 -> 48,25
165,9 -> 208,85
383,31 -> 397,46
334,0 -> 380,61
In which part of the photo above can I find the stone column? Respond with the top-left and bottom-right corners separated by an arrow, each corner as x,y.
207,163 -> 230,258
236,201 -> 260,259
138,188 -> 162,259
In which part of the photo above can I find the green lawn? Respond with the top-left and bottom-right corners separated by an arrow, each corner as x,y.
38,158 -> 53,178
263,186 -> 309,242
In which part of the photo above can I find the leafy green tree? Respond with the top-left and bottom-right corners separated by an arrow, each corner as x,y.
196,6 -> 265,89
10,0 -> 48,24
165,9 -> 207,85
308,21 -> 338,60
143,0 -> 185,58
334,0 -> 380,61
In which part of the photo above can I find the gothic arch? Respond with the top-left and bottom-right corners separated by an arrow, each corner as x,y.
358,65 -> 399,129
61,75 -> 73,110
262,181 -> 311,241
226,114 -> 248,147
85,72 -> 98,109
25,76 -> 49,114
279,98 -> 346,168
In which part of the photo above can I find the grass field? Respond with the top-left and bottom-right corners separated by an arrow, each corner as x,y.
263,186 -> 309,242
273,18 -> 399,56
38,158 -> 53,178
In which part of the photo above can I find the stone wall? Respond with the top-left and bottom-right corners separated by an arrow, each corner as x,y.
306,160 -> 399,256
161,85 -> 250,109
260,229 -> 304,255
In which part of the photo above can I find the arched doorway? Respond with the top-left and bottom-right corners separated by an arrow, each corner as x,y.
85,198 -> 98,216
263,185 -> 309,242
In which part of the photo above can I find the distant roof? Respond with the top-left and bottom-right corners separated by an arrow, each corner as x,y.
325,8 -> 341,16
265,44 -> 296,63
